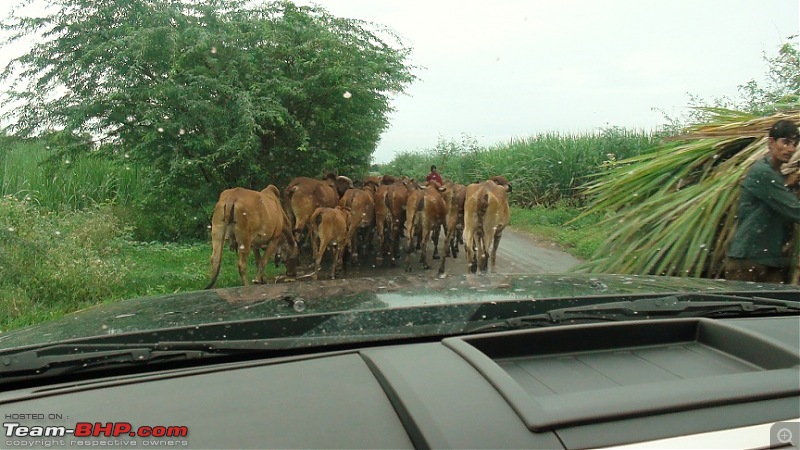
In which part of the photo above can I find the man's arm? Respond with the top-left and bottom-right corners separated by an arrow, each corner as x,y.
742,165 -> 800,221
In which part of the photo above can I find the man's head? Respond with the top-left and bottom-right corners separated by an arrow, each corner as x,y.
767,120 -> 799,167
430,165 -> 437,172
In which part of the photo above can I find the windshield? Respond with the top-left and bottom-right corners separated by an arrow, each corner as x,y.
0,0 -> 798,352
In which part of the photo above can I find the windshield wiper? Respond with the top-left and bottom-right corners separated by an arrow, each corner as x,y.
0,335 -> 396,381
465,295 -> 800,334
0,343 -> 228,379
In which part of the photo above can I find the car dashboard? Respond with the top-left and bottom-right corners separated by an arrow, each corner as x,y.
0,314 -> 798,449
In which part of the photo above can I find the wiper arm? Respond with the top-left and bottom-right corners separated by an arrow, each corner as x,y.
465,295 -> 799,334
0,335 -> 385,379
0,343 -> 217,378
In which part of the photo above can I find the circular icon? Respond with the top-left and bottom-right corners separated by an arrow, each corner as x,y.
776,427 -> 793,445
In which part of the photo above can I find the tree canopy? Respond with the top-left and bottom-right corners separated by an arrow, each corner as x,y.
1,0 -> 415,198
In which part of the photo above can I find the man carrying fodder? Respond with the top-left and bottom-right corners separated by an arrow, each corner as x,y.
725,119 -> 800,284
779,130 -> 800,284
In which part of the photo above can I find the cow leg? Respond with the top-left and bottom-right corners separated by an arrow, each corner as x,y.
431,226 -> 441,260
375,219 -> 385,266
348,227 -> 359,266
258,241 -> 280,283
312,225 -> 328,281
478,234 -> 489,273
420,228 -> 432,270
438,226 -> 454,276
490,227 -> 504,273
332,245 -> 344,279
253,247 -> 265,284
364,226 -> 376,266
404,238 -> 415,272
391,219 -> 402,266
237,240 -> 252,286
462,228 -> 476,274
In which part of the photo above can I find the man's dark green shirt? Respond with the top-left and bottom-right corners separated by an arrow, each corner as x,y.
727,156 -> 800,267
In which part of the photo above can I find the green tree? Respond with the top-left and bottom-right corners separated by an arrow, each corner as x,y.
1,0 -> 415,238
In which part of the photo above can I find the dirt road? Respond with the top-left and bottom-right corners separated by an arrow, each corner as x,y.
307,227 -> 583,280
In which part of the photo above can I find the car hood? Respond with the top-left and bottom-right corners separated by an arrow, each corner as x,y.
1,273 -> 797,351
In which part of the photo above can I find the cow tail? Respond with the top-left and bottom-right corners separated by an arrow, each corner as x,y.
206,200 -> 236,290
285,186 -> 298,231
476,192 -> 489,239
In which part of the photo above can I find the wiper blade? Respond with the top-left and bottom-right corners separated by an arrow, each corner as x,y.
0,343 -> 217,378
465,295 -> 799,334
0,336 -> 381,379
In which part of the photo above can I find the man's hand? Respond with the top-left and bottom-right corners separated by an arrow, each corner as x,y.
784,171 -> 800,187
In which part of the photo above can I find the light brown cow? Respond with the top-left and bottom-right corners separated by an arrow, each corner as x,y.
283,173 -> 353,246
404,182 -> 448,274
206,185 -> 299,289
441,180 -> 467,260
463,177 -> 511,274
385,176 -> 419,265
309,206 -> 351,280
339,179 -> 378,265
373,175 -> 395,265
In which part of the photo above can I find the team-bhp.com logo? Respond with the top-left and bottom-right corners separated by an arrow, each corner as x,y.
5,422 -> 188,438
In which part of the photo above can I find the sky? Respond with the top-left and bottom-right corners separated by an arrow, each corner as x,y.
1,0 -> 798,163
296,0 -> 799,162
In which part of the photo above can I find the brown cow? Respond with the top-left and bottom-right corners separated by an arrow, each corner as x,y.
283,173 -> 353,246
385,176 -> 419,265
404,182 -> 448,274
441,180 -> 467,259
206,185 -> 299,289
373,175 -> 395,265
339,179 -> 378,265
463,177 -> 511,274
309,206 -> 351,280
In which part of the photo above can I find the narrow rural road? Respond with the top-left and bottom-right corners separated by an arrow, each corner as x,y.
308,227 -> 583,280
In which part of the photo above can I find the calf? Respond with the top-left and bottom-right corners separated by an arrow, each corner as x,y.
309,206 -> 351,280
339,180 -> 378,265
463,177 -> 511,274
404,182 -> 448,274
283,173 -> 353,247
441,181 -> 466,259
206,185 -> 299,289
385,176 -> 419,265
373,175 -> 395,265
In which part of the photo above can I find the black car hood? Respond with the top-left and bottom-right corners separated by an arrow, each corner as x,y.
1,273 -> 797,351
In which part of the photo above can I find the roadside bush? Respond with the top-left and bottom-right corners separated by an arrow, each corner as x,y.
0,196 -> 133,329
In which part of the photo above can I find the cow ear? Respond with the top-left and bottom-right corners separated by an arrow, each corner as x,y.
506,184 -> 512,192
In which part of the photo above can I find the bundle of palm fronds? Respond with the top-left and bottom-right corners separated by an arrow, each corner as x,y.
573,108 -> 800,281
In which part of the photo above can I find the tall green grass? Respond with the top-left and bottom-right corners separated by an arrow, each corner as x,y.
381,128 -> 662,206
0,194 -> 282,332
0,138 -> 144,211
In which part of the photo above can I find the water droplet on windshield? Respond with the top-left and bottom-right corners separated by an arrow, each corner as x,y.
293,300 -> 306,312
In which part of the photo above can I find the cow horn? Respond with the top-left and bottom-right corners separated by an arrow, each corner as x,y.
337,175 -> 354,188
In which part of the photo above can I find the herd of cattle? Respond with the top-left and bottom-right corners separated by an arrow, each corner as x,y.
205,172 -> 512,288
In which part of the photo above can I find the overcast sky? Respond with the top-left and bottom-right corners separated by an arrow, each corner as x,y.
298,0 -> 799,162
1,1 -> 798,163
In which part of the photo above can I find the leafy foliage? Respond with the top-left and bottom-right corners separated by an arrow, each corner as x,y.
1,0 -> 415,238
0,195 -> 133,329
